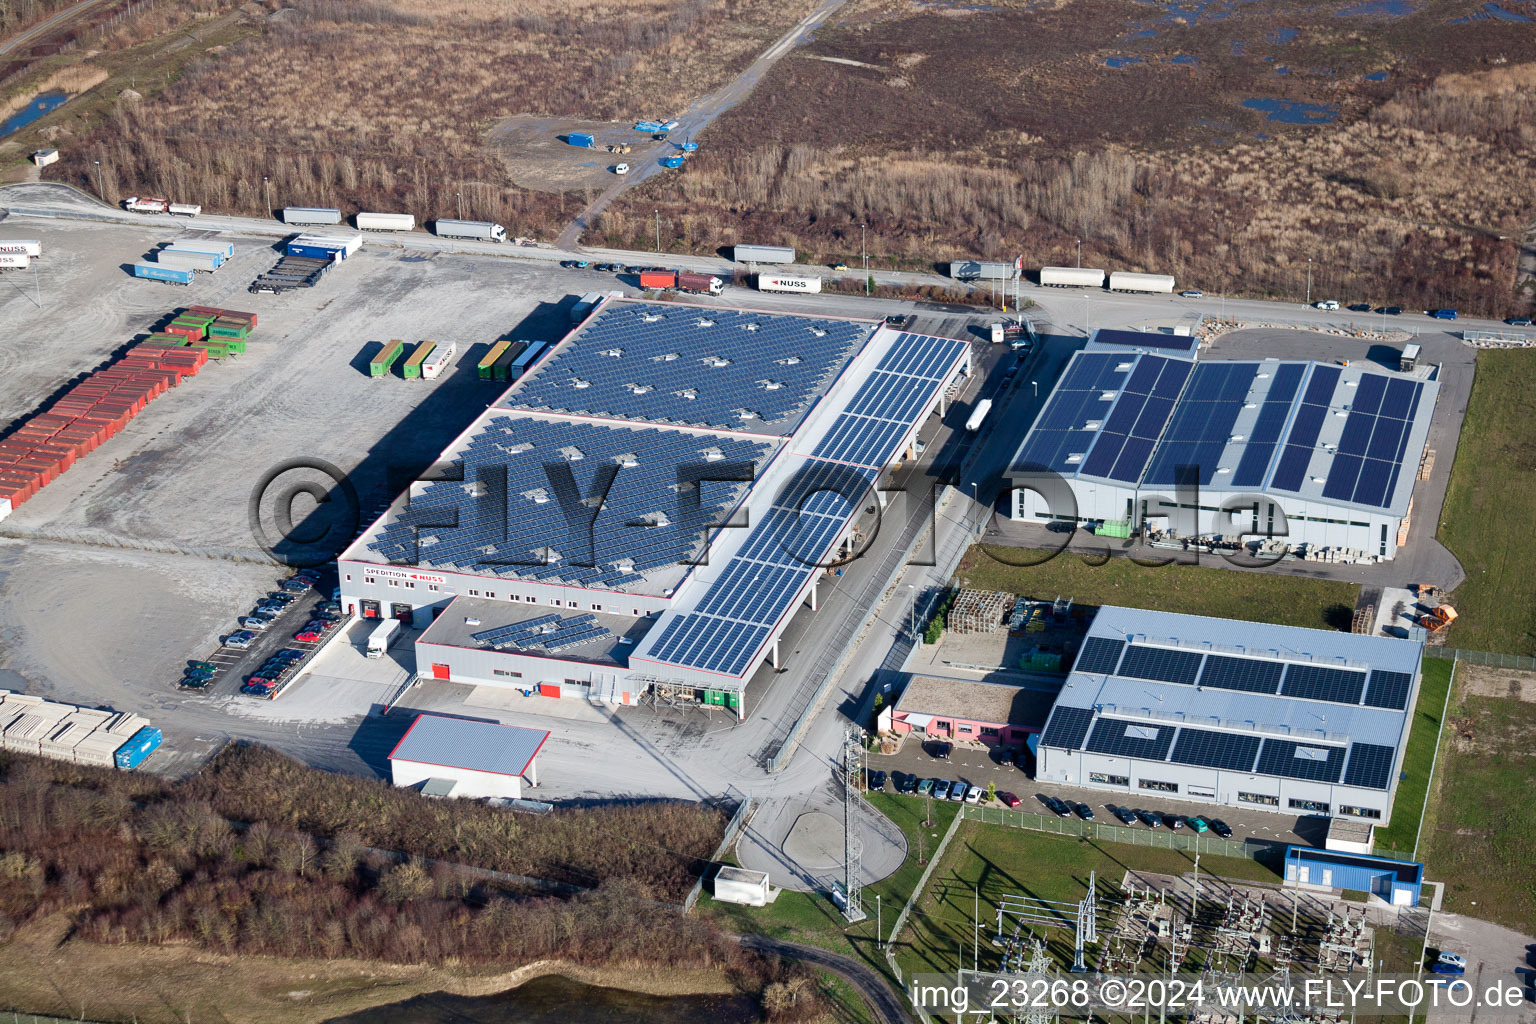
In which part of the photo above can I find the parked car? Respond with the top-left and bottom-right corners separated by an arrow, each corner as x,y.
573,260 -> 591,269
279,579 -> 312,593
917,778 -> 936,796
931,780 -> 950,799
949,783 -> 967,802
1112,806 -> 1137,826
999,792 -> 1021,808
1436,952 -> 1467,970
1179,289 -> 1203,298
1208,818 -> 1233,838
1430,962 -> 1465,976
265,592 -> 297,604
866,769 -> 887,791
1167,814 -> 1185,830
255,602 -> 287,615
1314,299 -> 1340,310
884,314 -> 910,327
179,675 -> 215,690
1505,317 -> 1533,327
1135,809 -> 1162,828
1348,303 -> 1373,312
1378,305 -> 1403,315
1187,816 -> 1210,834
925,740 -> 953,761
294,630 -> 322,643
292,568 -> 323,580
896,773 -> 918,794
241,616 -> 273,631
1044,796 -> 1072,817
1074,803 -> 1095,821
1430,308 -> 1458,319
273,648 -> 306,661
224,631 -> 254,648
965,785 -> 984,804
187,661 -> 217,673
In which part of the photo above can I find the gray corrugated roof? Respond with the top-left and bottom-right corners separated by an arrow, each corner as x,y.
1051,606 -> 1419,749
389,714 -> 549,777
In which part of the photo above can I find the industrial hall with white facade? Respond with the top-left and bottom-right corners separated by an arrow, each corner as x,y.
337,298 -> 972,716
1007,329 -> 1438,559
1035,605 -> 1423,828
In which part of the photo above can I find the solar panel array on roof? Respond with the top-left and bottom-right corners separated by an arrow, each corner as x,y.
1256,738 -> 1346,783
368,418 -> 770,587
1198,654 -> 1284,695
1084,718 -> 1178,760
1342,741 -> 1396,790
1080,355 -> 1194,483
643,332 -> 967,677
1170,726 -> 1262,772
1363,670 -> 1414,711
1039,705 -> 1094,751
1092,328 -> 1198,353
1013,353 -> 1133,473
1117,644 -> 1204,684
814,333 -> 968,467
471,613 -> 611,653
507,302 -> 872,434
1318,375 -> 1423,509
1073,637 -> 1125,675
1281,663 -> 1366,705
1232,364 -> 1305,487
1144,362 -> 1259,486
1270,364 -> 1340,491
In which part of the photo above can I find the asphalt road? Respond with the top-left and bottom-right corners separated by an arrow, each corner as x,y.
737,933 -> 913,1024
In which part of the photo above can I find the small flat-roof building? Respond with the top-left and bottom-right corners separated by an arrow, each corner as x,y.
388,713 -> 549,800
1008,331 -> 1439,560
1283,846 -> 1423,906
713,865 -> 771,906
881,673 -> 1058,748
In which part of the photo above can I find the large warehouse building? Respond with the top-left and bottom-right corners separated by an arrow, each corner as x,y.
1036,606 -> 1423,826
339,298 -> 971,716
1008,329 -> 1438,559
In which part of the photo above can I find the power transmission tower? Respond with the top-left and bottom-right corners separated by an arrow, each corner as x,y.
1071,870 -> 1098,972
841,724 -> 867,923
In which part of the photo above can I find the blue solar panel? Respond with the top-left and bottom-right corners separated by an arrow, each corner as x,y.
369,418 -> 770,587
1074,637 -> 1125,675
1364,670 -> 1414,711
1171,727 -> 1262,771
1198,654 -> 1284,694
507,302 -> 872,434
1118,644 -> 1203,684
1040,705 -> 1094,751
1231,368 -> 1303,487
1302,364 -> 1341,405
1256,738 -> 1346,783
1281,664 -> 1366,705
1084,718 -> 1177,761
1144,362 -> 1257,486
1342,742 -> 1396,789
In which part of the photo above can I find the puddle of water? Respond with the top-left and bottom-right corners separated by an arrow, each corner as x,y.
1105,55 -> 1144,68
1168,54 -> 1199,64
1125,27 -> 1158,39
1267,26 -> 1300,42
0,90 -> 67,139
1241,97 -> 1339,123
1275,65 -> 1290,74
1364,71 -> 1390,81
1335,0 -> 1415,17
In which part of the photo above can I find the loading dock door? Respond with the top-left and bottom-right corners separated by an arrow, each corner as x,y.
390,603 -> 412,621
432,664 -> 450,680
360,599 -> 380,619
538,683 -> 561,698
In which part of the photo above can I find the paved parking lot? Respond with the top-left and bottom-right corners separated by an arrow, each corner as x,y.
870,736 -> 1324,845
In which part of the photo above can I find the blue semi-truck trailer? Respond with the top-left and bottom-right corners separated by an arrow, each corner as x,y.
132,261 -> 193,285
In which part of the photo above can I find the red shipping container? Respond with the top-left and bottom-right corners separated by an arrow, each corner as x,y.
31,445 -> 75,471
0,483 -> 32,507
0,444 -> 34,461
31,414 -> 76,431
12,461 -> 56,486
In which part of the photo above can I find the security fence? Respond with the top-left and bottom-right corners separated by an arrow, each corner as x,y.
960,804 -> 1284,861
1423,646 -> 1535,671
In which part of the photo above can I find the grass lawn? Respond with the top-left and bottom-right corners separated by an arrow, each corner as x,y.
1438,349 -> 1536,656
1373,658 -> 1455,857
1420,690 -> 1536,933
893,823 -> 1283,978
700,794 -> 962,984
957,546 -> 1359,632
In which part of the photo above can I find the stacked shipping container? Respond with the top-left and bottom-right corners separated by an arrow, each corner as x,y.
0,306 -> 255,514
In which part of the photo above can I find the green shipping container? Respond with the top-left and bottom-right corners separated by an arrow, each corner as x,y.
492,341 -> 527,382
223,339 -> 247,355
209,324 -> 249,340
478,341 -> 511,380
370,339 -> 405,378
402,340 -> 435,380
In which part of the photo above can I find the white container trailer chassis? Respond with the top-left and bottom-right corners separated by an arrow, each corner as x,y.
168,203 -> 203,217
366,618 -> 402,658
757,274 -> 822,294
433,219 -> 507,243
966,398 -> 994,432
156,250 -> 222,273
1039,266 -> 1107,288
0,240 -> 42,258
420,342 -> 457,380
733,244 -> 796,264
283,207 -> 344,226
356,211 -> 416,231
1108,271 -> 1176,294
0,253 -> 30,270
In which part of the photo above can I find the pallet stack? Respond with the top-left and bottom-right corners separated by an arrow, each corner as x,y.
0,306 -> 257,514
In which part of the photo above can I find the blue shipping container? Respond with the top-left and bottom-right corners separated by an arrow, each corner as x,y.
634,121 -> 664,133
132,261 -> 194,284
568,132 -> 595,148
286,242 -> 343,261
113,726 -> 162,770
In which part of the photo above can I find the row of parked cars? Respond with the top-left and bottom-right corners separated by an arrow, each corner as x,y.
1036,795 -> 1235,837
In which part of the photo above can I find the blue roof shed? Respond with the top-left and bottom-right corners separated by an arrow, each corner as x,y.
1284,846 -> 1422,906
